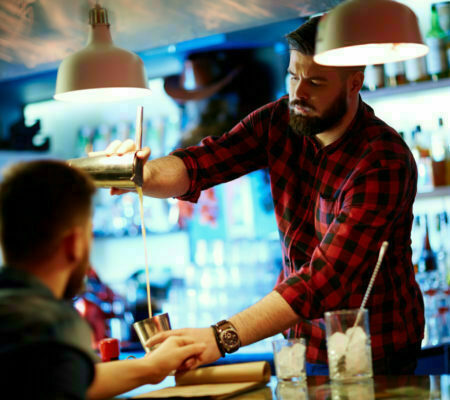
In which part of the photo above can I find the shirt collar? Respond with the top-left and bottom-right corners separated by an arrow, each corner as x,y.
0,265 -> 56,300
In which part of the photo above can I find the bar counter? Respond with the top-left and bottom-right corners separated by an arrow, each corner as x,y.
118,374 -> 450,399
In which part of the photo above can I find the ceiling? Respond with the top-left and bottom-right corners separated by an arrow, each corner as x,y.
0,0 -> 342,83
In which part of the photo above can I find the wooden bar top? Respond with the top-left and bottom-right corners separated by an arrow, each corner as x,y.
118,374 -> 449,399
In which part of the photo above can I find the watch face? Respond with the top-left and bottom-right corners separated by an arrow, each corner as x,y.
220,329 -> 240,352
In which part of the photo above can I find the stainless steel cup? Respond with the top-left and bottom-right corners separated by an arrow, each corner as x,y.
67,152 -> 144,189
133,313 -> 171,353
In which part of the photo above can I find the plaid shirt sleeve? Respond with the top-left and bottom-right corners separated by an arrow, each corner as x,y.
170,101 -> 278,202
274,143 -> 417,320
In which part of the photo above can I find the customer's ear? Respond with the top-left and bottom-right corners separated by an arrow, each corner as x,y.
62,226 -> 84,263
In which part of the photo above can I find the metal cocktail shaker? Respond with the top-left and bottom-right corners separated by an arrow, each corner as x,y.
67,152 -> 144,189
68,106 -> 146,189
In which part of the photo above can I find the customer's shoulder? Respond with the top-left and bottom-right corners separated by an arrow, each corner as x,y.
0,290 -> 96,360
0,288 -> 86,338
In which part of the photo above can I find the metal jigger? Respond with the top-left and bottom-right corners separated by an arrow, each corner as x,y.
67,106 -> 145,189
133,313 -> 171,353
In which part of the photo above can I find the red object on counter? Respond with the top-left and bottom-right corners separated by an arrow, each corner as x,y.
99,338 -> 120,362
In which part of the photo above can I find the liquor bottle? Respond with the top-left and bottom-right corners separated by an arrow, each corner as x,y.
425,4 -> 449,81
76,125 -> 94,157
405,57 -> 429,83
419,214 -> 438,273
430,117 -> 447,186
436,213 -> 448,279
363,65 -> 385,91
442,211 -> 450,285
411,125 -> 434,192
436,2 -> 450,67
411,215 -> 423,270
441,118 -> 450,186
384,61 -> 408,87
92,124 -> 110,152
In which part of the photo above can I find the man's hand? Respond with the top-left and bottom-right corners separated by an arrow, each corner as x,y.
143,335 -> 206,384
89,139 -> 151,195
146,328 -> 222,370
88,335 -> 206,399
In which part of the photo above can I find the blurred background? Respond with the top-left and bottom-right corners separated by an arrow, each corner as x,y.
0,0 -> 449,373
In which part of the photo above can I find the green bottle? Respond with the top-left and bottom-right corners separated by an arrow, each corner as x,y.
426,4 -> 449,80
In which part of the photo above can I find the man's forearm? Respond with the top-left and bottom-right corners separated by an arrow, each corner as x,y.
143,155 -> 190,198
87,359 -> 149,400
229,291 -> 300,346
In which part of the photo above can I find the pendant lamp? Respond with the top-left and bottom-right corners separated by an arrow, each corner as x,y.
314,0 -> 429,66
54,4 -> 151,102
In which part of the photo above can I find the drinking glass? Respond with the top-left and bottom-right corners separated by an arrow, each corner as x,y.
272,338 -> 306,382
325,309 -> 373,382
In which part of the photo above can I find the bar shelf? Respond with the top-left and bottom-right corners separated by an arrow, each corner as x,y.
361,77 -> 450,101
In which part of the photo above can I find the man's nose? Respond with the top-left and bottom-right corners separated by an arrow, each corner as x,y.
294,79 -> 309,100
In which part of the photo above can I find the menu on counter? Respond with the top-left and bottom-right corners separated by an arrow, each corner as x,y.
132,361 -> 271,399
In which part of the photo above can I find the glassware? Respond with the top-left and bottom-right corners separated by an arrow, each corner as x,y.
276,380 -> 308,400
272,338 -> 306,382
132,312 -> 171,353
330,379 -> 375,400
325,309 -> 373,382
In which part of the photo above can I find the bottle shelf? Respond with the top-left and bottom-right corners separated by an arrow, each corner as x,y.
361,76 -> 450,100
416,185 -> 450,200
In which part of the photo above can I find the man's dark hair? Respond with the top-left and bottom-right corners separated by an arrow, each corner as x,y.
0,160 -> 96,265
286,15 -> 365,73
286,16 -> 321,56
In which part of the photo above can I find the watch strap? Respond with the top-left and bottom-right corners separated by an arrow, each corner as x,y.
211,325 -> 226,357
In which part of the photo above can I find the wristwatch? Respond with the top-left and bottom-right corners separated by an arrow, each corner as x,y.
211,320 -> 241,356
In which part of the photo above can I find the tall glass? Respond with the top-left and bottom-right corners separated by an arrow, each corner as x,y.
330,378 -> 375,399
325,309 -> 373,382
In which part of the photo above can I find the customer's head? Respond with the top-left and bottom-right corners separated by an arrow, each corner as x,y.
0,160 -> 96,283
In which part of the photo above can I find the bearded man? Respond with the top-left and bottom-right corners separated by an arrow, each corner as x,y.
102,16 -> 424,375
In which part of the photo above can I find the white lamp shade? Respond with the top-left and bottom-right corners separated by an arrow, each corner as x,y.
314,0 -> 429,66
54,7 -> 151,103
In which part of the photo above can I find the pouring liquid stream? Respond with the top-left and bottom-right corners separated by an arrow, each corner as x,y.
134,105 -> 152,319
137,185 -> 152,319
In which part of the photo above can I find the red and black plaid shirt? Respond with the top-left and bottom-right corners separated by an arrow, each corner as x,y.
172,95 -> 424,364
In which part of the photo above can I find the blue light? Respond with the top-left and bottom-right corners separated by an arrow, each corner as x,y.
274,42 -> 287,54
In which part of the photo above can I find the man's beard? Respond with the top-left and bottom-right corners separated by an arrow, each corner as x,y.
289,87 -> 348,137
63,251 -> 90,300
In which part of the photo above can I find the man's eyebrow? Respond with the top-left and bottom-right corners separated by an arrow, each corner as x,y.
287,69 -> 328,82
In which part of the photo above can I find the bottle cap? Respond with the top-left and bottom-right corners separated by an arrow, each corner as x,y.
99,338 -> 120,362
